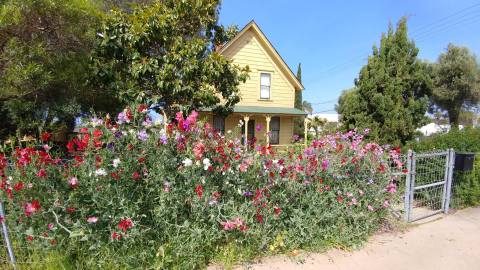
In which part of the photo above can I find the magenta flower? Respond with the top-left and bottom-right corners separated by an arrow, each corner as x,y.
255,124 -> 263,132
321,159 -> 329,171
386,182 -> 397,194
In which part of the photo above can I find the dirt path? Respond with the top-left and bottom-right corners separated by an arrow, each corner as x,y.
233,207 -> 480,270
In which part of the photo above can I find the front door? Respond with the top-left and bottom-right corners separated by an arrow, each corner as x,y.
241,120 -> 255,145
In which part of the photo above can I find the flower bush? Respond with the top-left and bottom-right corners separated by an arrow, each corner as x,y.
0,104 -> 402,269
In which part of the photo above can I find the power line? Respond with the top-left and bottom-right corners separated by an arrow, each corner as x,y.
315,2 -> 480,77
310,99 -> 337,105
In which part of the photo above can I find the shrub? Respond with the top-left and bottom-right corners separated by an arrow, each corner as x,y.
0,104 -> 401,269
406,127 -> 480,153
406,128 -> 480,208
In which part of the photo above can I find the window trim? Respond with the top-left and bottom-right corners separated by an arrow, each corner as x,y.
259,72 -> 271,100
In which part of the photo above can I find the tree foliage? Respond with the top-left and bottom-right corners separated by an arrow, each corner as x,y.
337,18 -> 432,145
293,63 -> 305,136
89,0 -> 248,115
431,44 -> 480,128
0,0 -> 121,140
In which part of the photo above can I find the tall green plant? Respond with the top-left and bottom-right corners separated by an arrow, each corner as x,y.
337,18 -> 432,145
89,0 -> 248,115
431,44 -> 480,128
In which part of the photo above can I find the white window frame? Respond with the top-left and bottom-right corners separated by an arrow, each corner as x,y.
260,73 -> 271,100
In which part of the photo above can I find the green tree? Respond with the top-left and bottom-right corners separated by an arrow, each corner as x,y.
89,0 -> 248,115
337,18 -> 432,145
0,0 -> 121,140
302,100 -> 313,114
431,44 -> 480,128
293,63 -> 305,136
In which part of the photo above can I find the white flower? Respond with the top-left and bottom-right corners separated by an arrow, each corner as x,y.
227,130 -> 232,134
182,158 -> 193,167
112,158 -> 121,168
203,158 -> 211,170
95,168 -> 107,176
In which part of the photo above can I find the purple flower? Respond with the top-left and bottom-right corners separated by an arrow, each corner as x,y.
107,142 -> 115,150
304,147 -> 315,157
117,112 -> 128,124
160,134 -> 168,145
256,124 -> 263,132
142,117 -> 153,128
292,134 -> 300,142
137,130 -> 148,141
243,191 -> 253,197
114,131 -> 123,138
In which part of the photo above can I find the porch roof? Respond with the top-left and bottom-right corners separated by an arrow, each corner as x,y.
202,106 -> 307,116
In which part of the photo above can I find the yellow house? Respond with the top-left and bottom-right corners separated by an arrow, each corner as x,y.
200,21 -> 306,147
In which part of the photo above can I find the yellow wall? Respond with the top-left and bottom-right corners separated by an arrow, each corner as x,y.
222,29 -> 296,108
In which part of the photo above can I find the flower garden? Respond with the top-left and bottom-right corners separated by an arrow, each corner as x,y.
0,104 -> 402,269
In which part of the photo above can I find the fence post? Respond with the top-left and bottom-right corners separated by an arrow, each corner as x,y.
404,150 -> 413,222
0,202 -> 16,269
444,149 -> 455,214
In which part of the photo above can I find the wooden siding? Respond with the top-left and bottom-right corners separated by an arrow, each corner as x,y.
222,30 -> 295,108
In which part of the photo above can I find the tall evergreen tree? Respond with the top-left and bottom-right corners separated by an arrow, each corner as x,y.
293,63 -> 304,136
294,63 -> 303,110
337,18 -> 432,145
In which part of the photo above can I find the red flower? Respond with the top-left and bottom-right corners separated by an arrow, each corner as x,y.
36,168 -> 47,178
111,172 -> 120,180
50,239 -> 57,246
337,195 -> 344,203
137,104 -> 148,113
118,218 -> 133,233
26,235 -> 34,241
274,206 -> 282,216
195,185 -> 203,199
13,181 -> 24,191
132,171 -> 140,180
256,213 -> 264,224
66,207 -> 76,214
111,231 -> 122,240
24,200 -> 41,217
41,132 -> 52,142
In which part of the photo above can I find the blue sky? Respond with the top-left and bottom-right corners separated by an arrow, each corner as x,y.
219,0 -> 480,114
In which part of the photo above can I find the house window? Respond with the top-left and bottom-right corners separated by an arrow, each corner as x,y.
213,115 -> 225,134
269,116 -> 280,145
260,73 -> 271,99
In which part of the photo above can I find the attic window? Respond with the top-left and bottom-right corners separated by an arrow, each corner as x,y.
260,73 -> 271,99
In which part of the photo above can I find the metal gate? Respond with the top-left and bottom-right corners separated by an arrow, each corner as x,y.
404,149 -> 455,222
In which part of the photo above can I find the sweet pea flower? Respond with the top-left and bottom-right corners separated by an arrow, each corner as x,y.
182,158 -> 193,167
202,158 -> 211,170
137,130 -> 148,141
95,168 -> 107,177
112,158 -> 121,168
69,177 -> 78,189
87,216 -> 98,224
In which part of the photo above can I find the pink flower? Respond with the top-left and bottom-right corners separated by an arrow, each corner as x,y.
37,168 -> 47,178
69,177 -> 78,189
220,220 -> 237,231
383,200 -> 390,208
193,142 -> 205,160
386,182 -> 397,194
47,223 -> 55,230
368,205 -> 374,211
87,216 -> 98,224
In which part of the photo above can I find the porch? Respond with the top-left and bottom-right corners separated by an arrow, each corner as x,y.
199,106 -> 307,148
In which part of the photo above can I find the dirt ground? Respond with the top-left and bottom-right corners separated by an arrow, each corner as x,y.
229,207 -> 480,270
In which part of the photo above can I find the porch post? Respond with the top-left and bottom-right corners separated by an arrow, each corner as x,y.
304,117 -> 309,148
162,110 -> 168,132
243,115 -> 250,148
265,115 -> 271,145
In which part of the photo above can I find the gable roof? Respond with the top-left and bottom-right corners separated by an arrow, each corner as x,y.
218,20 -> 304,91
